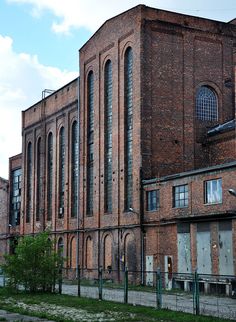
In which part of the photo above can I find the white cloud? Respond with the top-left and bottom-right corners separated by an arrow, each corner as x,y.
7,0 -> 160,33
7,0 -> 236,34
0,34 -> 78,178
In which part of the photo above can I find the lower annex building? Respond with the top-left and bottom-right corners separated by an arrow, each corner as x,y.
2,5 -> 236,291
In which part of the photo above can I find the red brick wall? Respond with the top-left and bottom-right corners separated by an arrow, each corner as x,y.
0,177 -> 8,264
141,7 -> 235,178
143,163 -> 236,274
207,131 -> 236,166
21,79 -> 78,238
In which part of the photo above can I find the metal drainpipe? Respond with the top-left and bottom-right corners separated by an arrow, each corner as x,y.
76,77 -> 80,278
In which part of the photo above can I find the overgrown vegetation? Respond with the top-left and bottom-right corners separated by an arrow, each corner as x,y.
0,288 -> 233,322
2,232 -> 63,292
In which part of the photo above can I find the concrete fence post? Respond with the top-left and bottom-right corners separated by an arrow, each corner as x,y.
124,267 -> 128,304
156,268 -> 162,309
98,267 -> 103,300
58,266 -> 62,295
77,265 -> 81,297
193,270 -> 200,315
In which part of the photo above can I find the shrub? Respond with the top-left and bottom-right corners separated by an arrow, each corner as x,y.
2,232 -> 63,293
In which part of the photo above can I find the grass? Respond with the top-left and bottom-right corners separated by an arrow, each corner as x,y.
0,287 -> 233,322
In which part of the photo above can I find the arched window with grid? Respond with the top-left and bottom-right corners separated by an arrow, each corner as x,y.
47,132 -> 53,220
124,47 -> 133,210
36,137 -> 42,221
87,71 -> 94,216
71,121 -> 78,218
26,142 -> 32,223
196,86 -> 218,121
59,127 -> 65,218
104,60 -> 112,213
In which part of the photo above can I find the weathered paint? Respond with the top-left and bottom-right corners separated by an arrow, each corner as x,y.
219,227 -> 234,275
146,255 -> 153,286
197,231 -> 212,274
177,232 -> 191,273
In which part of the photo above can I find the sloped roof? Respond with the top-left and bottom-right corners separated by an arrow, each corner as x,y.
207,119 -> 235,137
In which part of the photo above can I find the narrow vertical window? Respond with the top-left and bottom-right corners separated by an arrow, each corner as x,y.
71,121 -> 78,217
47,133 -> 53,220
87,72 -> 94,216
58,237 -> 64,257
104,60 -> 112,213
124,47 -> 133,210
59,127 -> 65,218
10,168 -> 22,226
26,142 -> 32,223
36,137 -> 42,221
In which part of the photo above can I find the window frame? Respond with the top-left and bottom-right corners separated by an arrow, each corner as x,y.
173,184 -> 189,208
204,178 -> 222,205
196,85 -> 218,121
146,190 -> 159,212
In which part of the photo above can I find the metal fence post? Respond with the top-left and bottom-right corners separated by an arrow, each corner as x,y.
77,265 -> 81,297
124,267 -> 128,304
58,266 -> 62,295
156,268 -> 162,309
98,267 -> 103,300
193,270 -> 200,315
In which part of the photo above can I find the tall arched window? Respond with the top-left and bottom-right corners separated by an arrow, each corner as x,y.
124,47 -> 133,210
104,60 -> 113,213
59,127 -> 65,218
36,137 -> 42,221
47,132 -> 53,220
87,71 -> 94,216
71,121 -> 78,217
196,86 -> 218,121
26,142 -> 32,223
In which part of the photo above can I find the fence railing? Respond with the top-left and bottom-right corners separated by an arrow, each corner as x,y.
1,268 -> 236,320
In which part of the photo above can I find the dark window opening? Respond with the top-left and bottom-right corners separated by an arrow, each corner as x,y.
146,190 -> 159,211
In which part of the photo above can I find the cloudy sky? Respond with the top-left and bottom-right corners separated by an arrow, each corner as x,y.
0,0 -> 235,179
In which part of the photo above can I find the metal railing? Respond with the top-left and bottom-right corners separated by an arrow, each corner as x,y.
1,268 -> 235,320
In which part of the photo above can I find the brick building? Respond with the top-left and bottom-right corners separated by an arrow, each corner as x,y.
78,5 -> 236,278
0,177 -> 8,264
3,5 -> 236,284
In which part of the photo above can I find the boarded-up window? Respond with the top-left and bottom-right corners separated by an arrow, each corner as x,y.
124,234 -> 136,271
86,236 -> 93,269
104,235 -> 112,269
70,237 -> 76,268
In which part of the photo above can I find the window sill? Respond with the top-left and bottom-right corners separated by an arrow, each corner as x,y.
172,206 -> 188,209
204,202 -> 222,206
146,209 -> 159,212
